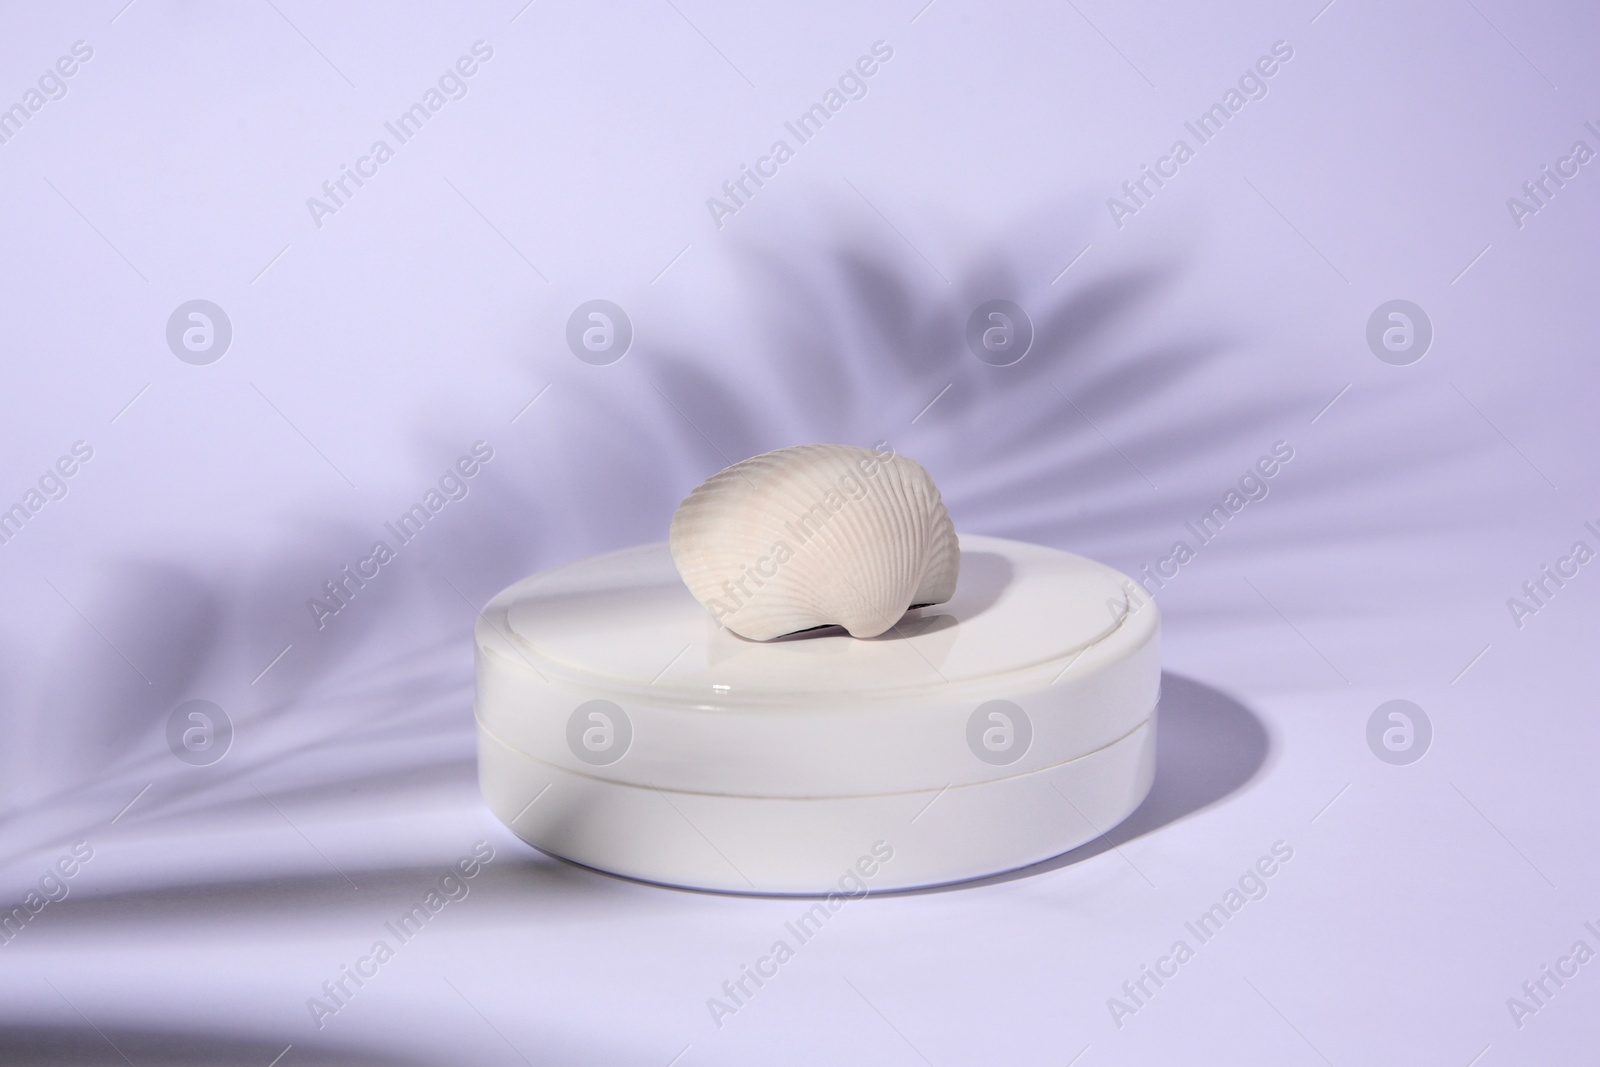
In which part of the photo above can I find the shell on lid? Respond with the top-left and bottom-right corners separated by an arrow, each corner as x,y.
668,444 -> 959,640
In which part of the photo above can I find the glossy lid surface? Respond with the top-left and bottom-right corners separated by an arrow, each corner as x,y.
503,534 -> 1134,703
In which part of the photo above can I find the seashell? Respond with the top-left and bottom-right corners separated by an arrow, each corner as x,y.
669,444 -> 959,640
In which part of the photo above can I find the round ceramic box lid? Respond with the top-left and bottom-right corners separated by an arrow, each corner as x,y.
475,534 -> 1160,797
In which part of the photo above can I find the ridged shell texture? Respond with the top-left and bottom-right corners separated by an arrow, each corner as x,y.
669,444 -> 959,640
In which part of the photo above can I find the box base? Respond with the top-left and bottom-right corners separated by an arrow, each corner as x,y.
478,713 -> 1156,895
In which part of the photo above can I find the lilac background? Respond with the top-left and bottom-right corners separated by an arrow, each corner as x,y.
1,0 -> 1597,1063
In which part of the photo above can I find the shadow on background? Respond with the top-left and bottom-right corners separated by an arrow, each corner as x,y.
0,1020 -> 640,1067
34,852 -> 633,931
0,1025 -> 429,1067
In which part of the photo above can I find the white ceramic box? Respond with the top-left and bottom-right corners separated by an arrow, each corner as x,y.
475,534 -> 1159,893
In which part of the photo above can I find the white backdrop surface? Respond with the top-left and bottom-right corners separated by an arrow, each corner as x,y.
1,1 -> 1597,1064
